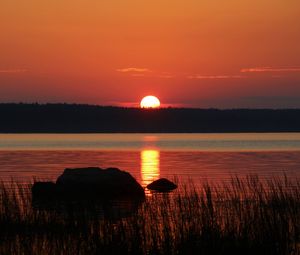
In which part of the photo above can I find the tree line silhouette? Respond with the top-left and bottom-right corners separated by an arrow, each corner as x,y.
1,103 -> 300,133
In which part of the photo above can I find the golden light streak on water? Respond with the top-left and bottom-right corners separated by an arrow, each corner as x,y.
140,150 -> 160,189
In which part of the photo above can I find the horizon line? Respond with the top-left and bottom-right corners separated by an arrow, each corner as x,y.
0,102 -> 300,111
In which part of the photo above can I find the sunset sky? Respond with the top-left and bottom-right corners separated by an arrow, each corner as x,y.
1,0 -> 300,108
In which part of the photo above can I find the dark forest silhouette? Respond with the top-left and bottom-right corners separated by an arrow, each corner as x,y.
1,103 -> 300,133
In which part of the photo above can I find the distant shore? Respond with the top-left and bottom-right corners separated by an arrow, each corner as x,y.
1,103 -> 300,133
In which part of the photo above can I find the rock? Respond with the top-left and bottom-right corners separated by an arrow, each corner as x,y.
147,178 -> 177,192
55,167 -> 145,199
32,167 -> 145,217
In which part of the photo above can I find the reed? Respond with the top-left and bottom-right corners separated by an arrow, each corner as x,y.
0,176 -> 299,255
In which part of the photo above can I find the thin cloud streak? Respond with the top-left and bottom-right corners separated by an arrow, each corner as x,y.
0,69 -> 28,73
107,101 -> 140,107
131,73 -> 145,77
241,67 -> 300,73
158,72 -> 174,79
108,100 -> 182,108
157,75 -> 174,79
116,67 -> 151,73
187,75 -> 243,79
117,68 -> 174,79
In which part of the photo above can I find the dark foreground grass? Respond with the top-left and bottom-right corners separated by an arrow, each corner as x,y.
1,176 -> 300,255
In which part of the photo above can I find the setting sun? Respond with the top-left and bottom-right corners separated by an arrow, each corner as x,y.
140,96 -> 161,109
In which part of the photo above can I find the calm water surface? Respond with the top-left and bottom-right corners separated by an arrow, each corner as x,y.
0,133 -> 300,187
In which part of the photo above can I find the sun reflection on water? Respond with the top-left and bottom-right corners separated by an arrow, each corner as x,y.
140,150 -> 160,189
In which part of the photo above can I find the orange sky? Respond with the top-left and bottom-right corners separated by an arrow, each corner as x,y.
1,0 -> 300,108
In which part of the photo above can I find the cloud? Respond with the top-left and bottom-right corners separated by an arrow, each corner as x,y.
157,72 -> 174,79
157,74 -> 174,79
116,67 -> 151,73
130,73 -> 174,78
131,73 -> 146,77
0,69 -> 28,73
116,68 -> 175,79
240,67 -> 300,73
187,66 -> 300,80
187,75 -> 243,79
106,101 -> 140,107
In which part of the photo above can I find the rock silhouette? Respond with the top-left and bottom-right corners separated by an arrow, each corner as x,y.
55,167 -> 145,199
32,167 -> 145,218
147,178 -> 177,192
32,167 -> 145,201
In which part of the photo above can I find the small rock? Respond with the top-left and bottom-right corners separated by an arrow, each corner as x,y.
147,178 -> 177,192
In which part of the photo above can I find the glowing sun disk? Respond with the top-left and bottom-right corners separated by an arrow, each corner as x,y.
140,95 -> 160,108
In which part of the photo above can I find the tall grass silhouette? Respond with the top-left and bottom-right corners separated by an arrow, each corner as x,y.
0,176 -> 299,254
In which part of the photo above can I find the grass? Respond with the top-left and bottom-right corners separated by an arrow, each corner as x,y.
0,176 -> 300,255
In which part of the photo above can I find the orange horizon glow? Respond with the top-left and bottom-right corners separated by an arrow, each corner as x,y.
0,1 -> 300,108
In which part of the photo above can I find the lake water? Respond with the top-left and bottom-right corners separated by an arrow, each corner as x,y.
0,133 -> 300,187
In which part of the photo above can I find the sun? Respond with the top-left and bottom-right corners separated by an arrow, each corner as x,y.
140,95 -> 161,109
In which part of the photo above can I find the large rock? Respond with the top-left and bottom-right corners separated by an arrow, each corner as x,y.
32,167 -> 145,202
55,167 -> 145,199
32,167 -> 145,218
147,178 -> 177,192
